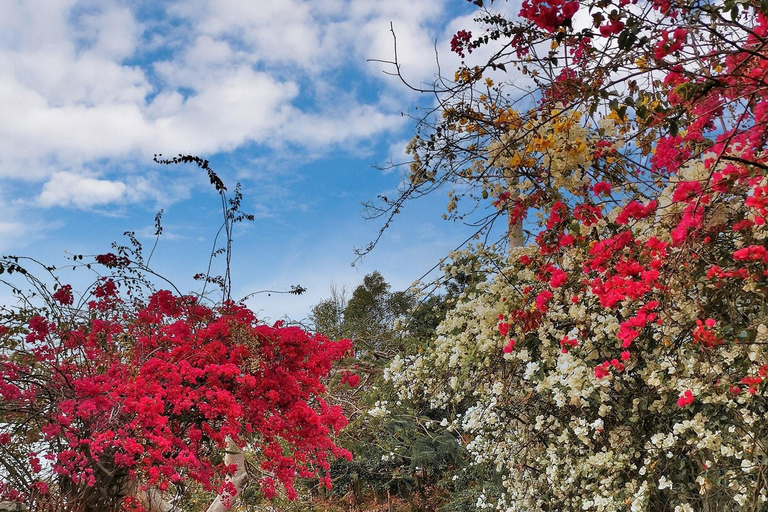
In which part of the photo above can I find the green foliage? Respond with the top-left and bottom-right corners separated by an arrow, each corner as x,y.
306,274 -> 442,506
303,270 -> 498,510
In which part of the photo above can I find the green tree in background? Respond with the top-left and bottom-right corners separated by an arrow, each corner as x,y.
304,271 -> 498,511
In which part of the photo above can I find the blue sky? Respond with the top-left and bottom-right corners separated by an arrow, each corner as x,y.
0,0 -> 515,322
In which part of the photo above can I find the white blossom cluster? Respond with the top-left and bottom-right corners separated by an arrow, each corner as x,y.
385,226 -> 768,511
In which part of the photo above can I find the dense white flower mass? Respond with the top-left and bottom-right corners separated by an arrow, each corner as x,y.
385,223 -> 768,511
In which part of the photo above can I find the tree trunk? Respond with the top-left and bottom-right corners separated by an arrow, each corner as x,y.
125,436 -> 247,512
508,209 -> 524,248
136,487 -> 174,512
204,437 -> 247,512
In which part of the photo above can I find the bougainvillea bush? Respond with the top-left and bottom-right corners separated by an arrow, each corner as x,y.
0,257 -> 351,511
379,0 -> 768,510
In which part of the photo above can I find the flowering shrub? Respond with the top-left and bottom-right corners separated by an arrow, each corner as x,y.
0,267 -> 351,510
389,236 -> 767,510
387,232 -> 768,510
378,0 -> 768,509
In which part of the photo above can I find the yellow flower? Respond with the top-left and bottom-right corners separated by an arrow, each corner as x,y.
569,140 -> 587,154
607,109 -> 628,124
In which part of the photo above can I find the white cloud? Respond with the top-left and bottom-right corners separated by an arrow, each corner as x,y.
0,220 -> 27,243
0,0 -> 78,52
384,138 -> 413,173
150,66 -> 301,152
278,104 -> 404,148
195,0 -> 327,69
73,6 -> 142,60
0,190 -> 52,252
123,172 -> 194,206
38,172 -> 128,207
0,0 -> 470,211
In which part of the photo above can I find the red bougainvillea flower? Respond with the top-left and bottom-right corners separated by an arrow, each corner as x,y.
94,253 -> 130,268
341,371 -> 360,387
677,390 -> 694,407
52,284 -> 73,306
450,30 -> 473,58
0,286 -> 353,507
520,0 -> 579,32
535,290 -> 553,311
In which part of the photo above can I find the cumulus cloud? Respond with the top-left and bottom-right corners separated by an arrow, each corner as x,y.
38,172 -> 128,208
0,0 -> 469,211
0,220 -> 27,243
0,190 -> 49,252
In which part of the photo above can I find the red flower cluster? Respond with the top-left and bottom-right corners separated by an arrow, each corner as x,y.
594,358 -> 624,378
560,336 -> 578,353
654,28 -> 689,59
599,20 -> 625,37
519,0 -> 579,32
95,253 -> 131,268
52,284 -> 74,305
340,370 -> 360,388
677,390 -> 694,407
692,318 -> 720,348
739,364 -> 768,394
450,30 -> 473,58
0,285 -> 352,506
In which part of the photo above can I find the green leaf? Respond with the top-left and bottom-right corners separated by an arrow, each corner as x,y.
669,118 -> 679,136
618,30 -> 637,51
